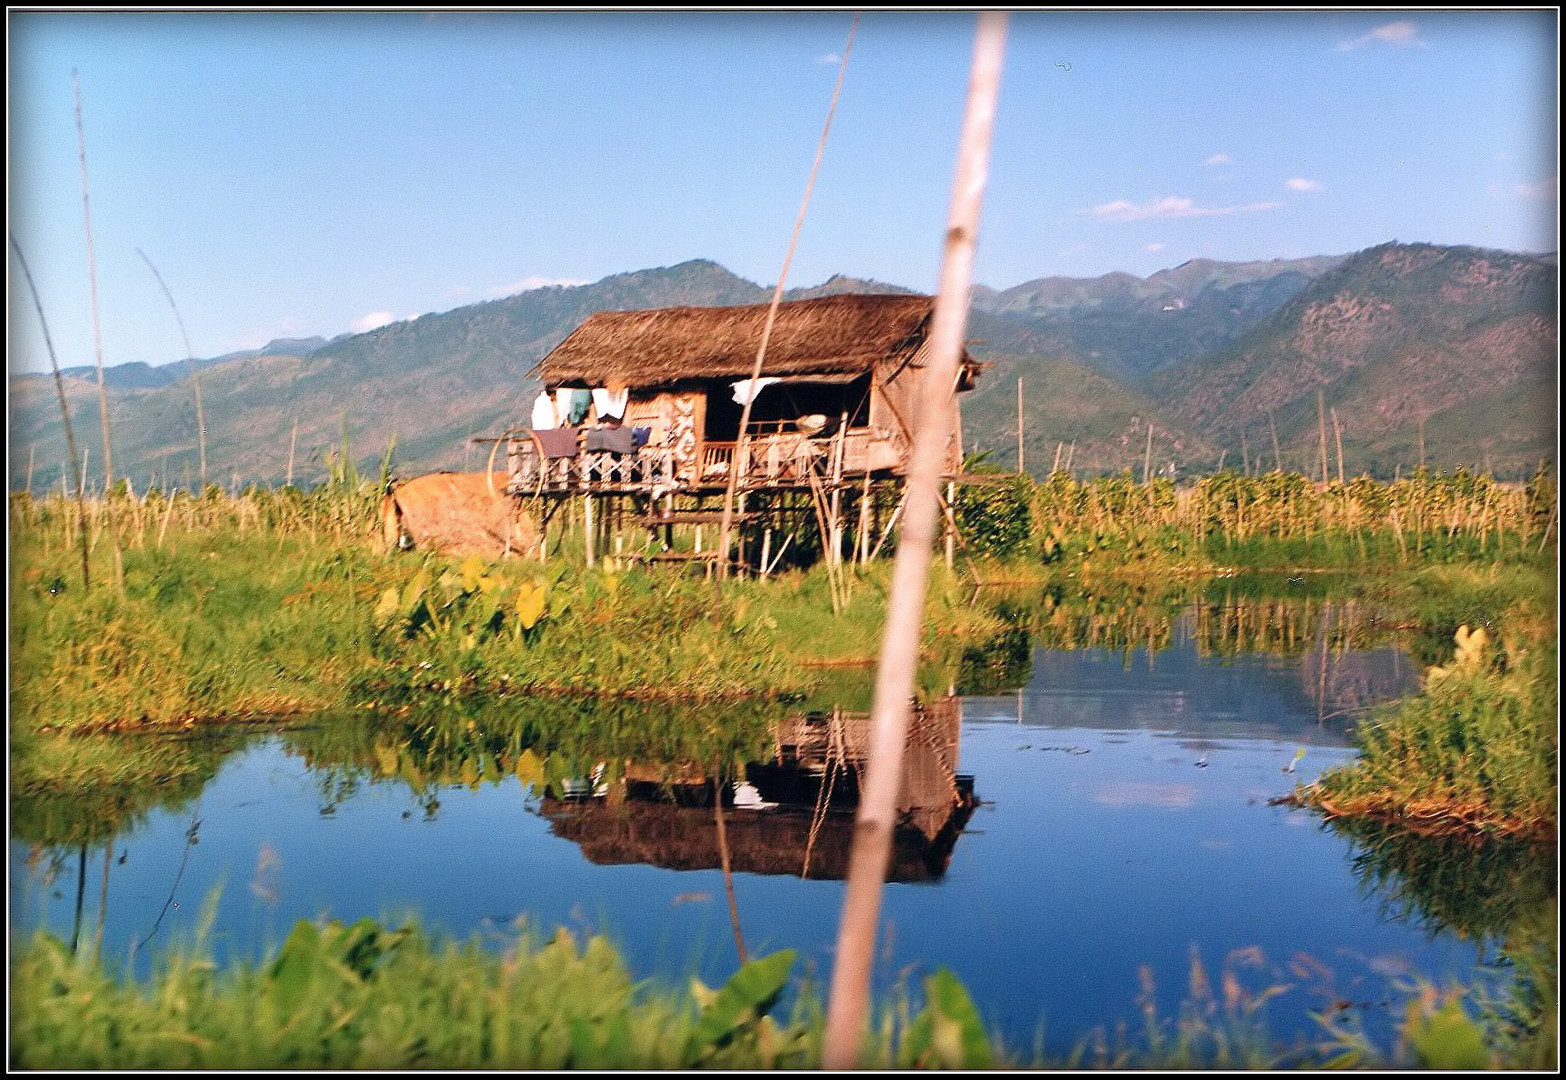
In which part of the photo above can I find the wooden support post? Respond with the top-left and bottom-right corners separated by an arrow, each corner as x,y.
944,480 -> 955,571
829,411 -> 848,568
1016,376 -> 1024,474
1317,391 -> 1329,485
855,471 -> 872,566
1331,407 -> 1346,484
584,492 -> 595,568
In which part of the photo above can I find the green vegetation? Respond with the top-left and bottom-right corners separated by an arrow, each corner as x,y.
9,463 -> 1555,1070
11,900 -> 1553,1070
1290,606 -> 1556,843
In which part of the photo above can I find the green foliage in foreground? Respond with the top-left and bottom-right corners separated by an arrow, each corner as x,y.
9,906 -> 985,1070
12,902 -> 1554,1071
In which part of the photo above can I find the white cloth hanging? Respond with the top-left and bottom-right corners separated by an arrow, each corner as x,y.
592,386 -> 628,421
530,390 -> 558,430
731,376 -> 782,406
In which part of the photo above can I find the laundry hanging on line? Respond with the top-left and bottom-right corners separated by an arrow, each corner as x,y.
592,386 -> 629,421
556,388 -> 592,426
731,376 -> 783,406
530,391 -> 558,430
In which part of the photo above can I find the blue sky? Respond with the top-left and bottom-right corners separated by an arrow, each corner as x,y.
7,9 -> 1558,375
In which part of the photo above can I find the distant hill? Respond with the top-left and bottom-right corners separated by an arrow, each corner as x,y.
968,255 -> 1347,384
8,244 -> 1556,493
1145,242 -> 1558,477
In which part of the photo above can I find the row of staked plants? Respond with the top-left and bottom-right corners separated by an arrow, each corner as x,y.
953,456 -> 1555,567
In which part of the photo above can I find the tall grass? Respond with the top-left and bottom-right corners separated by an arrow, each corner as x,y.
10,902 -> 1552,1070
1293,617 -> 1556,842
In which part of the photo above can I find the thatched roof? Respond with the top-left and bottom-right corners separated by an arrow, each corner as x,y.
535,293 -> 976,387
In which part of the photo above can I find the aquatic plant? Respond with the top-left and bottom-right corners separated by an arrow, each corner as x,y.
1293,615 -> 1556,843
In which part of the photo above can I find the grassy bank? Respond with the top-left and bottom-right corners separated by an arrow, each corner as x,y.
11,901 -> 1552,1071
1285,564 -> 1557,843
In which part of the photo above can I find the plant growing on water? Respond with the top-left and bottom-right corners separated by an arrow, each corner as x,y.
1289,611 -> 1556,843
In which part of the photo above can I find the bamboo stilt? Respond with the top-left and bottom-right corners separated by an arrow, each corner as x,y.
823,14 -> 1005,1066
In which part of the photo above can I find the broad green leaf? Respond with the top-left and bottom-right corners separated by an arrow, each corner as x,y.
268,920 -> 322,1015
516,580 -> 547,631
1409,998 -> 1490,1070
902,969 -> 992,1069
459,553 -> 487,593
400,573 -> 428,617
687,949 -> 795,1058
372,586 -> 402,628
514,748 -> 545,794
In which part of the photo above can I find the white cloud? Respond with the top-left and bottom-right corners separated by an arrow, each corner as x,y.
1338,20 -> 1428,51
352,311 -> 397,333
1285,178 -> 1322,192
1516,176 -> 1558,199
816,52 -> 841,66
1145,242 -> 1165,254
1086,195 -> 1284,222
486,275 -> 591,298
1202,152 -> 1231,166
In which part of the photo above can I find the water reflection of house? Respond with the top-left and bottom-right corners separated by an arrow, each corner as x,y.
539,698 -> 976,882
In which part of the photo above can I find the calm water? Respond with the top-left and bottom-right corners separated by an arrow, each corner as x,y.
8,606 -> 1524,1059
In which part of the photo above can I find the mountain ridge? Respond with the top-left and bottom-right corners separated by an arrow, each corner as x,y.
9,244 -> 1555,491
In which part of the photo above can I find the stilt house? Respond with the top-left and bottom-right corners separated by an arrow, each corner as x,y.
511,293 -> 981,494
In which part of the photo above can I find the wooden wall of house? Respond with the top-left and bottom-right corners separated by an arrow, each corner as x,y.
871,346 -> 965,473
625,390 -> 705,481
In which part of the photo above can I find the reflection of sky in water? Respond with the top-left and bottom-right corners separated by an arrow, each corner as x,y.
11,638 -> 1495,1063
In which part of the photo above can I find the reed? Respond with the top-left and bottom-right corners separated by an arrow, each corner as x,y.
10,234 -> 91,591
137,248 -> 207,491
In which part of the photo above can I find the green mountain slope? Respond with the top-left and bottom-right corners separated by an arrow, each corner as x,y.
9,243 -> 1554,493
1146,242 -> 1558,478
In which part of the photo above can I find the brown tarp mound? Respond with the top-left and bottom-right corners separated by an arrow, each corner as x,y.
383,471 -> 539,558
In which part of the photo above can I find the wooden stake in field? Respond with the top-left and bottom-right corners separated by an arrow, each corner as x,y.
138,249 -> 208,492
11,233 -> 91,591
1331,406 -> 1346,485
1016,375 -> 1025,474
1316,390 -> 1329,486
74,71 -> 114,493
821,13 -> 1006,1068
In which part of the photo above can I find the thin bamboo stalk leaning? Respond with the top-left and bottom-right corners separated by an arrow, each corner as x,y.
823,13 -> 1007,1067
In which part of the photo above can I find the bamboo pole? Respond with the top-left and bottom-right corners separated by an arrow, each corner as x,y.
12,235 -> 92,591
139,249 -> 207,492
1316,391 -> 1329,486
718,15 -> 858,578
822,13 -> 1005,1067
1016,376 -> 1024,474
74,71 -> 114,493
1331,406 -> 1345,485
1268,410 -> 1281,472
